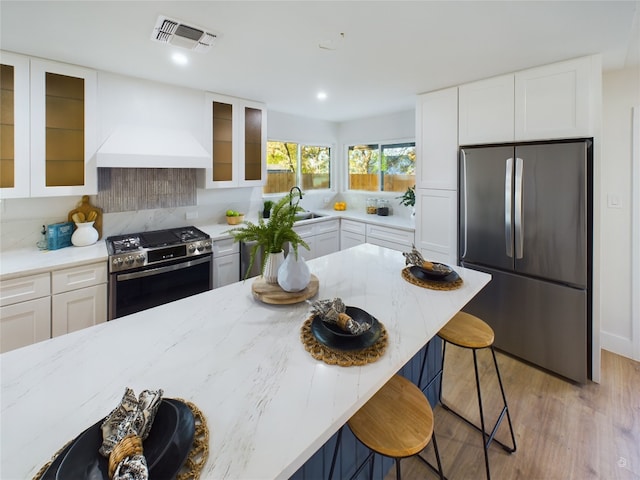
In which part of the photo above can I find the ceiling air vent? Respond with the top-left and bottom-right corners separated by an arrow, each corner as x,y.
151,15 -> 217,52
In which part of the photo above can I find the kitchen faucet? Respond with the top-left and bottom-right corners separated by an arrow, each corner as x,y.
289,186 -> 303,207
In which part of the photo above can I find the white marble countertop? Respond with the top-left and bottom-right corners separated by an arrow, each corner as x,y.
0,212 -> 414,280
0,244 -> 490,479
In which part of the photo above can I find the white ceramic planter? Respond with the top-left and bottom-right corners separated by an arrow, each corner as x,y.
277,252 -> 311,292
71,221 -> 99,247
263,250 -> 285,284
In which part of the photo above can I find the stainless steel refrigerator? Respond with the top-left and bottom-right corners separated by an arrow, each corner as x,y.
458,140 -> 592,383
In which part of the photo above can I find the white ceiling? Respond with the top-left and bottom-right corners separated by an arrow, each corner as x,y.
1,1 -> 638,122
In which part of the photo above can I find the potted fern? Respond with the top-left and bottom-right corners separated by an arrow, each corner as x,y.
227,192 -> 309,282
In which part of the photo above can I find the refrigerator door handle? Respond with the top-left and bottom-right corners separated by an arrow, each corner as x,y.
514,157 -> 524,259
505,157 -> 513,258
461,150 -> 468,258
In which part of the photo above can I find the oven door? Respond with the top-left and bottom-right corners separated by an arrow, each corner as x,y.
109,254 -> 213,320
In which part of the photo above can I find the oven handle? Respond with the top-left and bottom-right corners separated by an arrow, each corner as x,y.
116,255 -> 211,281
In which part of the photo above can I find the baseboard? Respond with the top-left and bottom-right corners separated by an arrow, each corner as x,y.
600,331 -> 635,359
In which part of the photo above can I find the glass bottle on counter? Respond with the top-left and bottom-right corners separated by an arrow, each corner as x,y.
366,198 -> 378,214
377,199 -> 390,216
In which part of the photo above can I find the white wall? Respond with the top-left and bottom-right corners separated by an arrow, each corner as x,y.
600,66 -> 640,359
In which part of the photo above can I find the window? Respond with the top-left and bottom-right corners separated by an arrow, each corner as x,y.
347,141 -> 415,192
265,141 -> 331,194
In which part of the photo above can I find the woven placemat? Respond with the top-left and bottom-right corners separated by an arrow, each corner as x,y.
401,267 -> 464,291
33,399 -> 209,480
300,316 -> 388,366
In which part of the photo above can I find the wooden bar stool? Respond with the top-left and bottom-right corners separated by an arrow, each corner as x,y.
330,374 -> 445,480
434,311 -> 517,480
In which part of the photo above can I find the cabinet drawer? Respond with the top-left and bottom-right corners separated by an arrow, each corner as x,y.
293,224 -> 314,238
0,272 -> 50,307
314,219 -> 339,235
366,224 -> 414,248
213,237 -> 239,257
340,219 -> 366,235
51,262 -> 107,294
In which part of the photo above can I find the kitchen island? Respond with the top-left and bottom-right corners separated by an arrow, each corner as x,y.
0,244 -> 490,479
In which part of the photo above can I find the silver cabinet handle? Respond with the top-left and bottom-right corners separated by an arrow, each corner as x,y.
461,149 -> 468,259
505,157 -> 513,258
514,157 -> 524,259
116,256 -> 211,281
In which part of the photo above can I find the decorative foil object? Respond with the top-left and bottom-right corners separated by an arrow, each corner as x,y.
100,388 -> 164,480
277,252 -> 311,292
310,298 -> 371,335
402,244 -> 425,267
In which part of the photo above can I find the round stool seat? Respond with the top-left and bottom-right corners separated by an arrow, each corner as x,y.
348,375 -> 434,458
438,311 -> 495,349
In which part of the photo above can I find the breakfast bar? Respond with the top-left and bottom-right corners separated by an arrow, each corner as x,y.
0,244 -> 490,479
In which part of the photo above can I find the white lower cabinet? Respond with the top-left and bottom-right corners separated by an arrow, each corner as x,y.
365,224 -> 414,252
294,219 -> 340,260
0,297 -> 51,353
213,238 -> 240,288
0,272 -> 51,353
51,284 -> 107,337
51,262 -> 107,337
340,219 -> 366,250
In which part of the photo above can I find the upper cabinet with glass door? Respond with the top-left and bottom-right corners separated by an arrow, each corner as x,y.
0,51 -> 30,198
200,93 -> 266,189
29,59 -> 97,197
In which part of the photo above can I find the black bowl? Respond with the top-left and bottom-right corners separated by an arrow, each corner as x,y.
42,398 -> 195,480
409,265 -> 459,283
311,306 -> 382,351
414,262 -> 453,279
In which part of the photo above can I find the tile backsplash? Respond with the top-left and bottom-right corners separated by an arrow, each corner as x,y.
97,168 -> 197,213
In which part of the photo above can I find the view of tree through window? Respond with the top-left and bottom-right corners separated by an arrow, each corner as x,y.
348,142 -> 415,192
265,141 -> 330,194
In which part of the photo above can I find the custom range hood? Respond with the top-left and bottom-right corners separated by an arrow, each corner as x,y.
97,125 -> 210,169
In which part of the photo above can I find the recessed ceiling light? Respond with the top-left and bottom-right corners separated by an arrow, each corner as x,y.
172,52 -> 189,66
317,91 -> 328,101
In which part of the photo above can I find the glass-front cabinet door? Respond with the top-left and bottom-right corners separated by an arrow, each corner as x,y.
30,59 -> 97,197
201,93 -> 265,189
0,51 -> 30,198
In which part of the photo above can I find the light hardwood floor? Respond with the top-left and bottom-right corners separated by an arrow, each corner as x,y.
386,348 -> 640,480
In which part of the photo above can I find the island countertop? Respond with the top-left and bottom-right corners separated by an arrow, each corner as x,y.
0,244 -> 490,479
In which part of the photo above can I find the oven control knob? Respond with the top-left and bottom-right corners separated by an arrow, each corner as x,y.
113,257 -> 123,267
204,241 -> 212,250
135,254 -> 145,264
188,244 -> 196,253
124,255 -> 135,266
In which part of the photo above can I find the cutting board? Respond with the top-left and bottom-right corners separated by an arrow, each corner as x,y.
68,195 -> 103,240
251,274 -> 319,304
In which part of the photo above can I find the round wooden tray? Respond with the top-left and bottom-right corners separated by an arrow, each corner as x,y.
251,274 -> 319,304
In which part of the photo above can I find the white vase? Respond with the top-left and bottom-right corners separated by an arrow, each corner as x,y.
263,250 -> 285,284
71,221 -> 99,247
277,252 -> 311,292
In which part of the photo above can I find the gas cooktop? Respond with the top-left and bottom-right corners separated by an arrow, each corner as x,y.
106,226 -> 212,272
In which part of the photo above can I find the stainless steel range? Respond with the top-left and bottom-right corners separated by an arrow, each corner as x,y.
106,226 -> 213,320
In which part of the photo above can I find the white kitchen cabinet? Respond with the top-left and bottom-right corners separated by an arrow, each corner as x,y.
415,87 -> 458,190
29,58 -> 98,197
200,93 -> 266,189
0,51 -> 30,199
0,272 -> 51,353
458,55 -> 599,145
51,262 -> 107,337
514,56 -> 596,141
365,224 -> 414,252
293,219 -> 339,260
458,74 -> 514,145
0,297 -> 51,353
213,237 -> 240,288
415,189 -> 457,265
340,219 -> 366,251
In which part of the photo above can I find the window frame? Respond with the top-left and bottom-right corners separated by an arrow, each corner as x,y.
264,139 -> 335,196
344,137 -> 416,193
